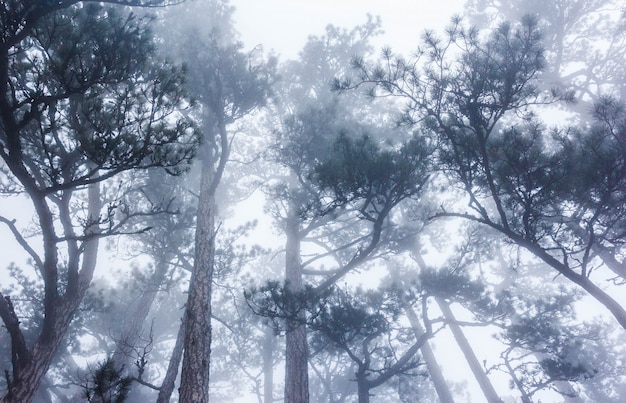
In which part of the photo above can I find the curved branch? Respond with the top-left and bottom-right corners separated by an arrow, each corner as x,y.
0,215 -> 43,272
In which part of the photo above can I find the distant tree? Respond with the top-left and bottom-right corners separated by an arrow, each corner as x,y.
255,18 -> 388,403
0,2 -> 197,401
308,286 -> 427,403
490,292 -> 600,402
410,244 -> 505,403
256,120 -> 431,402
464,0 -> 626,106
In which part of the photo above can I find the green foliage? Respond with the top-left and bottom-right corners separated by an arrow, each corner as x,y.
313,131 -> 433,215
556,96 -> 626,249
494,292 -> 602,396
3,3 -> 199,194
309,287 -> 400,349
82,358 -> 133,403
245,281 -> 333,333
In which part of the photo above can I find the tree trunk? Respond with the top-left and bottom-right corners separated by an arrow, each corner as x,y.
157,314 -> 186,403
179,151 -> 217,403
0,302 -> 75,403
436,298 -> 502,403
284,199 -> 309,403
404,305 -> 455,403
357,379 -> 370,403
262,325 -> 275,403
112,257 -> 171,373
502,228 -> 626,329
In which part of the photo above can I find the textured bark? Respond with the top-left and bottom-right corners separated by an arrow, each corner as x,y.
179,151 -> 217,403
436,298 -> 502,403
284,201 -> 309,403
405,305 -> 455,403
157,314 -> 186,403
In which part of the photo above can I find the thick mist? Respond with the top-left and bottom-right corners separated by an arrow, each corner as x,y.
0,1 -> 625,402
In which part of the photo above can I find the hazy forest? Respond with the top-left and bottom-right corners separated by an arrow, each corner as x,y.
1,0 -> 626,402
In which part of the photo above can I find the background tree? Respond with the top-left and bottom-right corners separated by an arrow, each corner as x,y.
308,286 -> 427,403
155,1 -> 275,400
464,0 -> 626,107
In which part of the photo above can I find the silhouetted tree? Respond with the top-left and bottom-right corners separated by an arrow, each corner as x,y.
0,2 -> 197,401
337,16 -> 626,329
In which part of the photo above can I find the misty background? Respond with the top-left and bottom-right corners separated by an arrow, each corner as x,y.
0,0 -> 625,402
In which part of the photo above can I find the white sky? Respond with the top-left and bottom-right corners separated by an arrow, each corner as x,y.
230,0 -> 466,59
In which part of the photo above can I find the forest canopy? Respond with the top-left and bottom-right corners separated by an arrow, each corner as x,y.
0,0 -> 625,402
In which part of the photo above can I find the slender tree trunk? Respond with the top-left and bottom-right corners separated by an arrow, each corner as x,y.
262,325 -> 275,403
179,150 -> 217,403
112,257 -> 171,372
157,314 -> 186,403
404,305 -> 455,403
408,247 -> 457,403
436,298 -> 502,403
284,199 -> 309,403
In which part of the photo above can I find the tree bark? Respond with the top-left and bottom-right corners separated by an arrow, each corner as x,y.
179,150 -> 217,403
436,298 -> 502,403
284,199 -> 309,403
157,314 -> 186,403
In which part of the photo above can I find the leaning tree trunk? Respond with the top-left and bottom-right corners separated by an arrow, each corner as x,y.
404,304 -> 455,403
179,148 -> 217,403
437,298 -> 502,403
284,199 -> 309,403
157,313 -> 186,403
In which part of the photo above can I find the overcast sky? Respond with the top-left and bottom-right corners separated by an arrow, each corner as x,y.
229,0 -> 466,59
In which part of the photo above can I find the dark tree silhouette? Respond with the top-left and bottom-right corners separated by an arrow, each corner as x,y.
0,2 -> 197,401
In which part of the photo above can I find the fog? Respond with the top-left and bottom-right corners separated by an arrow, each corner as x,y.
0,1 -> 625,402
